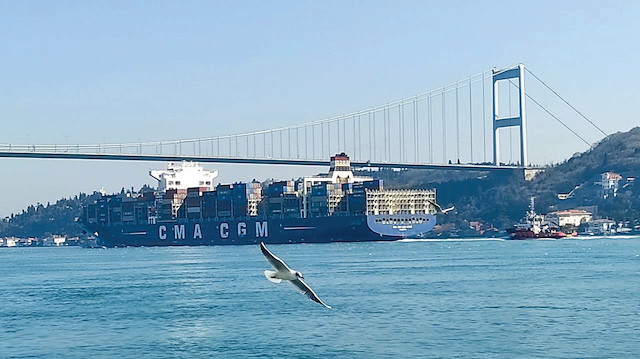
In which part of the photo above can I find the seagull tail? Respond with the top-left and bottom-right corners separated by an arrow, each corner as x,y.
264,270 -> 282,283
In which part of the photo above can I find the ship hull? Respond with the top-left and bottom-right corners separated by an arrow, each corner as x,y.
507,228 -> 569,240
85,214 -> 436,247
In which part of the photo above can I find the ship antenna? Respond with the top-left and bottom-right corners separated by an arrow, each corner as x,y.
529,196 -> 536,216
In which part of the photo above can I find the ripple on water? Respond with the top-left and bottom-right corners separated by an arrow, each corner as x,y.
0,238 -> 639,358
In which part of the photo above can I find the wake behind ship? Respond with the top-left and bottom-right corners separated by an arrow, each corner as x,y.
82,154 -> 440,247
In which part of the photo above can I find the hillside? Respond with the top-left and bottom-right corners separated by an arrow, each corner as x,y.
0,192 -> 102,238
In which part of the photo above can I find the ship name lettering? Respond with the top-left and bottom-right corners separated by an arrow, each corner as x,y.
256,221 -> 268,237
174,224 -> 185,240
238,222 -> 246,236
220,223 -> 229,239
193,223 -> 202,239
159,225 -> 167,240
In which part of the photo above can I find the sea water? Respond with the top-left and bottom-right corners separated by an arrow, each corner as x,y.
1,237 -> 639,358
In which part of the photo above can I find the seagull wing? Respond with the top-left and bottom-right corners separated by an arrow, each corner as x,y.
290,278 -> 332,309
260,242 -> 291,272
427,199 -> 454,214
441,206 -> 455,214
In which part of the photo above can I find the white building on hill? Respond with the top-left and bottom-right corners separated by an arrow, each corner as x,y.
596,172 -> 622,199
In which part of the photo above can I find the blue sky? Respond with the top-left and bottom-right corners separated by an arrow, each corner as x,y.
1,1 -> 638,216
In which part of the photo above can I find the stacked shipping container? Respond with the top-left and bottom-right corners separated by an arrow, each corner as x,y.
85,179 -> 386,224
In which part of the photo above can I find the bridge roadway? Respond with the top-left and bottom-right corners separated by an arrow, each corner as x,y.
0,151 -> 524,172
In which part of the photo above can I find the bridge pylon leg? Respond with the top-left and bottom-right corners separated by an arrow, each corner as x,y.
492,64 -> 527,166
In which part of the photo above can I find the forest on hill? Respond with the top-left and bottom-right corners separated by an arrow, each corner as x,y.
0,192 -> 102,238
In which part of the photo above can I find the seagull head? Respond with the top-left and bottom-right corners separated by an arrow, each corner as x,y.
295,271 -> 304,279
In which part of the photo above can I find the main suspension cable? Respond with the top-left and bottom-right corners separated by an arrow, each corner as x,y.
525,67 -> 607,137
508,80 -> 593,149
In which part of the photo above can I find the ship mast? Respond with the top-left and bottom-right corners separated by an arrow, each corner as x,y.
527,196 -> 536,219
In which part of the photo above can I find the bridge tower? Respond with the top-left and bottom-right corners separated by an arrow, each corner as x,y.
492,64 -> 527,166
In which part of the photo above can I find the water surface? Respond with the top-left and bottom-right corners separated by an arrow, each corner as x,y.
1,237 -> 639,358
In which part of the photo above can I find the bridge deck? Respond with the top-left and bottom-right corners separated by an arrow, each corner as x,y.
0,151 -> 524,171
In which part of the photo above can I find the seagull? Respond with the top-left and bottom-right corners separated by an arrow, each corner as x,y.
427,199 -> 455,214
260,242 -> 332,309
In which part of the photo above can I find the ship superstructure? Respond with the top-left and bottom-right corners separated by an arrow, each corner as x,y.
150,161 -> 218,192
83,154 -> 439,247
507,197 -> 567,239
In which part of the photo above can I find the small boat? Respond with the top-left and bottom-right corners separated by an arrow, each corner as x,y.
506,197 -> 567,240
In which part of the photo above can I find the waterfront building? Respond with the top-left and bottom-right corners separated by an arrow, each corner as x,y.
545,209 -> 592,227
53,236 -> 66,246
585,219 -> 617,235
3,237 -> 18,247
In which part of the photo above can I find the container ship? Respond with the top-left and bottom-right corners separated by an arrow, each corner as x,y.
82,153 -> 441,247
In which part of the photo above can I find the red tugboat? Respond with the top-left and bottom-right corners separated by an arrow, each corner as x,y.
507,197 -> 567,240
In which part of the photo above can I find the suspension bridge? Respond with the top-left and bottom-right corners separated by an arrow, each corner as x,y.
0,64 -> 606,173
